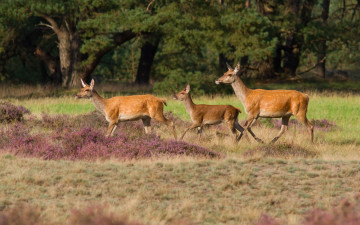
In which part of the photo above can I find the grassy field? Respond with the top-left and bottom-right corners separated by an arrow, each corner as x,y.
1,156 -> 360,225
1,84 -> 360,224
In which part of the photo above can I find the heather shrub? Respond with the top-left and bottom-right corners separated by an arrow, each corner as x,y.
53,127 -> 221,160
69,205 -> 144,225
0,122 -> 220,160
0,123 -> 59,160
0,204 -> 42,225
0,101 -> 30,123
271,118 -> 338,132
302,197 -> 360,225
254,214 -> 283,225
74,111 -> 108,129
310,119 -> 338,132
244,143 -> 318,159
41,113 -> 73,129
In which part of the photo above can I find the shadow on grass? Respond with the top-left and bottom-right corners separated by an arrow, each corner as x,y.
243,143 -> 318,159
326,139 -> 360,146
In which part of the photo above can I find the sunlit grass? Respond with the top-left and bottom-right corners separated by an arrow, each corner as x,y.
1,155 -> 359,225
1,86 -> 360,225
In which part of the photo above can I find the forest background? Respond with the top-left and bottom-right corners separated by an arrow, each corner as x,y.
1,0 -> 360,94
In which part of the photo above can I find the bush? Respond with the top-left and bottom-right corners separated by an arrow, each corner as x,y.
153,69 -> 232,95
0,101 -> 30,123
254,214 -> 283,225
243,143 -> 318,159
69,205 -> 144,225
302,197 -> 360,225
0,123 -> 221,161
0,204 -> 42,225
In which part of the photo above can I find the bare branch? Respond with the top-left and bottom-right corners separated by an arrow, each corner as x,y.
147,0 -> 156,11
38,13 -> 61,34
38,22 -> 54,30
297,57 -> 326,75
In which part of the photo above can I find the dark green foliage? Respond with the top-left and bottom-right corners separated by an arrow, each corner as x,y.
0,0 -> 359,87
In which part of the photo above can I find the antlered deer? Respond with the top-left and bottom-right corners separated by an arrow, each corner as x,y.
75,79 -> 177,139
173,84 -> 246,142
215,63 -> 314,143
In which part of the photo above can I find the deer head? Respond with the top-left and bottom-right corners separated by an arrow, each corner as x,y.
215,62 -> 241,85
75,79 -> 95,99
173,84 -> 190,101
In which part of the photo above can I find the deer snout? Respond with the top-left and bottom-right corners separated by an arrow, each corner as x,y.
173,94 -> 178,100
74,95 -> 79,99
215,80 -> 220,85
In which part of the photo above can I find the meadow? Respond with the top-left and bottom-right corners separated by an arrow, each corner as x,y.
1,84 -> 360,225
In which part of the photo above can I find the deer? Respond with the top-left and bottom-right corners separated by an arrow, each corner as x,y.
173,84 -> 247,142
215,63 -> 314,144
75,79 -> 177,139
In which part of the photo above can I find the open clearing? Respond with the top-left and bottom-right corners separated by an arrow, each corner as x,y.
1,89 -> 360,224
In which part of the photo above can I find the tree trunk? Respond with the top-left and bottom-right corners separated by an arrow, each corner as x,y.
57,27 -> 82,87
283,0 -> 315,76
135,38 -> 160,85
283,33 -> 301,76
317,0 -> 330,79
39,14 -> 136,88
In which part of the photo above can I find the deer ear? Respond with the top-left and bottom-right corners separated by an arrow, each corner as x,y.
234,63 -> 240,74
185,84 -> 190,93
90,79 -> 95,89
81,79 -> 87,88
226,62 -> 233,71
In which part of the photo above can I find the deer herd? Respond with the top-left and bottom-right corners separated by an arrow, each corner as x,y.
76,63 -> 314,144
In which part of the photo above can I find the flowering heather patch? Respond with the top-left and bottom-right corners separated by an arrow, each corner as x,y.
0,122 -> 221,160
0,204 -> 42,225
302,197 -> 360,225
310,118 -> 338,132
254,214 -> 283,225
0,101 -> 30,123
69,205 -> 144,225
271,118 -> 338,132
243,143 -> 318,159
41,112 -> 73,129
0,123 -> 58,160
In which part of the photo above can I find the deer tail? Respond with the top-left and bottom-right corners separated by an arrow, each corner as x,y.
159,98 -> 167,106
234,106 -> 242,113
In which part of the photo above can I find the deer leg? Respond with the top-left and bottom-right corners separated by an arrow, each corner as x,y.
270,116 -> 290,144
106,121 -> 118,137
234,120 -> 250,142
295,114 -> 314,143
142,117 -> 152,134
152,113 -> 177,140
180,123 -> 201,141
197,127 -> 203,141
225,120 -> 240,143
244,117 -> 264,143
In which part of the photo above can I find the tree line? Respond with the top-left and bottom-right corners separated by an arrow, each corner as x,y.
0,0 -> 359,91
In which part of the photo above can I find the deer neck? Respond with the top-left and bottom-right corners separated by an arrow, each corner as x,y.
90,91 -> 106,114
231,76 -> 249,105
183,94 -> 196,118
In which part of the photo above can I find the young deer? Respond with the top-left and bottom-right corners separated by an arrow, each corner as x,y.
173,84 -> 246,142
215,63 -> 314,143
75,79 -> 177,139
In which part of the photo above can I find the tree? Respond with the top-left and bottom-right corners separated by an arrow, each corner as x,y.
317,0 -> 330,78
1,0 -> 141,87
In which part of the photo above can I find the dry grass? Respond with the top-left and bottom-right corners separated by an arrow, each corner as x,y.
1,86 -> 360,224
1,155 -> 360,225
